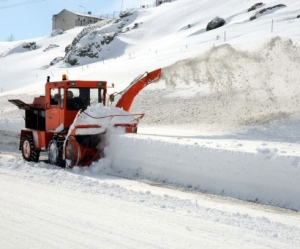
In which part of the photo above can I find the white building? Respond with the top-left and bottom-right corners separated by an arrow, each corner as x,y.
52,9 -> 103,31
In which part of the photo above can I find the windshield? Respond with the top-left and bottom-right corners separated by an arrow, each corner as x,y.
66,88 -> 104,110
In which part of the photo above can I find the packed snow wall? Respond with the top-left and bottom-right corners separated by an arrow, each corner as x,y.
131,37 -> 300,128
103,133 -> 300,211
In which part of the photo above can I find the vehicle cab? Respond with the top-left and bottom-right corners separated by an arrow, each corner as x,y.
45,76 -> 107,132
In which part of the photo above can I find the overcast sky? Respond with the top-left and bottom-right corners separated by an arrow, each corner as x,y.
0,0 -> 155,41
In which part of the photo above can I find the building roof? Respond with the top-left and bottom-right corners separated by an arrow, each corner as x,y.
55,9 -> 103,19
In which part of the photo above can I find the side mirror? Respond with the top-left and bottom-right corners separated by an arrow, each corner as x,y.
109,94 -> 115,102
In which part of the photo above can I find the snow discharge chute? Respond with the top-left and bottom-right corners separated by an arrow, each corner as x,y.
115,68 -> 162,111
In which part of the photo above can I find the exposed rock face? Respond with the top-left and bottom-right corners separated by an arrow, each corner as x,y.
63,20 -> 116,65
44,44 -> 59,52
250,4 -> 286,21
248,3 -> 263,12
22,42 -> 36,51
206,17 -> 226,31
119,11 -> 133,19
65,58 -> 78,66
50,57 -> 63,66
297,15 -> 300,18
61,11 -> 140,66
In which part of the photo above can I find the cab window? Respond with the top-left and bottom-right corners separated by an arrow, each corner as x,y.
50,88 -> 59,106
66,88 -> 105,110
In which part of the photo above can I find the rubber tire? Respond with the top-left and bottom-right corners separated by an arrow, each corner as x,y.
65,136 -> 80,169
47,138 -> 65,167
21,134 -> 40,162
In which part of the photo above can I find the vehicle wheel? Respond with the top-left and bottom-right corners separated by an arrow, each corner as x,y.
47,138 -> 65,167
65,136 -> 80,168
21,134 -> 40,162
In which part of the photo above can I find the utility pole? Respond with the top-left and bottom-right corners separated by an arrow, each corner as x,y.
271,19 -> 274,33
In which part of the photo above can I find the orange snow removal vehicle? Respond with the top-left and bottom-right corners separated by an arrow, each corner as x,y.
8,69 -> 161,168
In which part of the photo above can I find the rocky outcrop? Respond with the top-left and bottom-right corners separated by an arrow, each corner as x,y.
22,42 -> 36,51
64,31 -> 117,65
44,44 -> 59,52
119,11 -> 133,19
250,4 -> 286,21
62,11 -> 140,66
248,3 -> 263,12
206,17 -> 226,31
50,57 -> 63,66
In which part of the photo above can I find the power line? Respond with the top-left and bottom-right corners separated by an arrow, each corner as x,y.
0,0 -> 46,9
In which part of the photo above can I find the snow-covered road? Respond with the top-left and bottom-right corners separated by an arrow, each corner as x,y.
1,154 -> 300,249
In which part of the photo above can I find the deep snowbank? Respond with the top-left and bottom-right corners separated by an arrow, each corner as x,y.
101,133 -> 300,211
132,37 -> 300,128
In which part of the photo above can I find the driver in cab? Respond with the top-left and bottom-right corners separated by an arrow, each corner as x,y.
67,90 -> 80,110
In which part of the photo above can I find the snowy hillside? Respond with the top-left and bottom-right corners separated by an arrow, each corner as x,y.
1,0 -> 300,248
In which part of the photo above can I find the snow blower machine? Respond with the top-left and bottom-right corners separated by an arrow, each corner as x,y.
8,69 -> 161,168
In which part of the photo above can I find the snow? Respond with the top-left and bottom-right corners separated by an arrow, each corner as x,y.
75,104 -> 143,126
107,132 -> 300,201
1,0 -> 300,247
